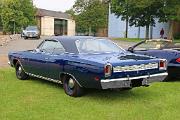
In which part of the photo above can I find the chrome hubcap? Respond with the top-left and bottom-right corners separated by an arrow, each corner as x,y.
68,78 -> 75,89
17,66 -> 22,76
18,66 -> 22,72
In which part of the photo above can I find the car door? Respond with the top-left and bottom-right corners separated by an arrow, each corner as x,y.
43,40 -> 66,80
24,40 -> 56,77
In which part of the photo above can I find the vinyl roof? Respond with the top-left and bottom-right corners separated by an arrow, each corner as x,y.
46,36 -> 105,53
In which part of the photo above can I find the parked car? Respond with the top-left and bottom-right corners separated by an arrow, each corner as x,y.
8,36 -> 167,97
128,39 -> 180,80
21,26 -> 40,39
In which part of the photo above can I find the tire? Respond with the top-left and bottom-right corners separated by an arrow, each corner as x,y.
24,37 -> 28,39
15,61 -> 28,80
163,75 -> 175,82
63,75 -> 83,97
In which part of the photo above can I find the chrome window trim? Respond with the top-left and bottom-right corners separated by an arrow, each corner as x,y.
37,39 -> 66,54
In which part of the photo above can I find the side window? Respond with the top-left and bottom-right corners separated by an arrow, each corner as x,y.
39,40 -> 65,54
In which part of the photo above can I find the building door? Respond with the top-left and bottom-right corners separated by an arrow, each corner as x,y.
54,19 -> 67,36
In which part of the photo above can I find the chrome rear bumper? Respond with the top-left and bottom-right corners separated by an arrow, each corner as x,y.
101,72 -> 168,89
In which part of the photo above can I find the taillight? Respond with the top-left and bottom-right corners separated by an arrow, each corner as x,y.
104,63 -> 112,77
159,60 -> 167,70
176,58 -> 180,63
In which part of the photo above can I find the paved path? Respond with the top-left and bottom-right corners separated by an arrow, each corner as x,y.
0,36 -> 136,67
0,38 -> 43,55
0,36 -> 44,67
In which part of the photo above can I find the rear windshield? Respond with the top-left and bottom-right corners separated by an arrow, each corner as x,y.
75,39 -> 125,54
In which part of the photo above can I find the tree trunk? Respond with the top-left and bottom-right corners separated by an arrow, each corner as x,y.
168,21 -> 174,40
138,26 -> 140,38
145,25 -> 150,40
88,26 -> 92,36
150,25 -> 153,39
125,16 -> 128,38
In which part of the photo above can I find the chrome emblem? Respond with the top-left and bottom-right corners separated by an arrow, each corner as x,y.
113,62 -> 158,72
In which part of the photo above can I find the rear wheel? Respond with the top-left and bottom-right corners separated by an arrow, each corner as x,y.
15,61 -> 28,80
63,75 -> 83,97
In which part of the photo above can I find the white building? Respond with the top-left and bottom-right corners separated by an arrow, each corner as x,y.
36,9 -> 75,36
108,10 -> 169,39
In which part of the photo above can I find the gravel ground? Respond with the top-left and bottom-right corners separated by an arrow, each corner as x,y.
0,36 -> 136,67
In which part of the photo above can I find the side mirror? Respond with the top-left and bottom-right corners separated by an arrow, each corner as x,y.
128,47 -> 134,53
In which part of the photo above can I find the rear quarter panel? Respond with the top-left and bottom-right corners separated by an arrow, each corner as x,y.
63,56 -> 105,89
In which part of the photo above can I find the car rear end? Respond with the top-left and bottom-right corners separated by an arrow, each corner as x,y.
101,59 -> 168,89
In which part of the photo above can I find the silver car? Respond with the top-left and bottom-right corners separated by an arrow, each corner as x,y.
21,26 -> 40,39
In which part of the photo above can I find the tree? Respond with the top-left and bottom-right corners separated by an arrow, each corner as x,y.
161,0 -> 180,39
68,0 -> 108,35
111,0 -> 180,39
111,0 -> 132,38
129,0 -> 166,39
0,0 -> 3,27
1,0 -> 36,34
111,0 -> 166,39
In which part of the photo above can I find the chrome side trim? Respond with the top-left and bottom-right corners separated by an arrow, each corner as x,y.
26,72 -> 62,84
101,72 -> 168,83
15,59 -> 82,87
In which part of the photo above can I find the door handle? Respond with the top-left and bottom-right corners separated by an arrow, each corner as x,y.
45,58 -> 49,60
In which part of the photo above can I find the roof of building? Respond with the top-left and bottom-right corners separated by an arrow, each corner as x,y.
37,8 -> 72,19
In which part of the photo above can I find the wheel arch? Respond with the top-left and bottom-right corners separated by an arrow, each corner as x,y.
13,59 -> 18,66
60,72 -> 83,88
13,59 -> 26,72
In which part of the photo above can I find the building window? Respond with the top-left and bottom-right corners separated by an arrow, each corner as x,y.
54,19 -> 67,36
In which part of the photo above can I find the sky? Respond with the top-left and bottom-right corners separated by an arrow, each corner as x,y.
33,0 -> 76,12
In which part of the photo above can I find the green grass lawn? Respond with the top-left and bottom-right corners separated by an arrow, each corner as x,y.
1,68 -> 180,120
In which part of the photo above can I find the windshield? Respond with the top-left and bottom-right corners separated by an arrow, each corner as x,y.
75,39 -> 125,54
26,26 -> 38,31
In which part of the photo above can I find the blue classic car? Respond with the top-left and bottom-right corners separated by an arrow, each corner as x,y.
8,36 -> 168,97
128,39 -> 180,80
